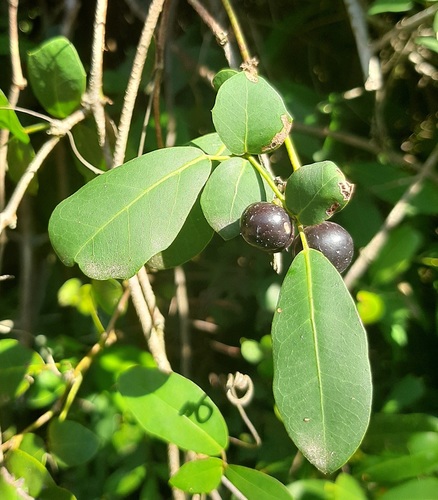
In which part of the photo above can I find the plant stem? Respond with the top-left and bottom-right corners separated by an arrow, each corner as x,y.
220,0 -> 251,63
284,135 -> 302,172
245,155 -> 285,202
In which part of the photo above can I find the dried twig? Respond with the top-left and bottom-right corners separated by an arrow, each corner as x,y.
344,143 -> 438,290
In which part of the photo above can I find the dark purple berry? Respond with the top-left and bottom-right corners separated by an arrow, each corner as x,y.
240,202 -> 294,253
294,221 -> 354,273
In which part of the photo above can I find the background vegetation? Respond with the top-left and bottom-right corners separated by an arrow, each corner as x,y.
0,0 -> 437,498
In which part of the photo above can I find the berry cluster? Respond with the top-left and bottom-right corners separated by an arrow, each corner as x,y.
239,162 -> 355,273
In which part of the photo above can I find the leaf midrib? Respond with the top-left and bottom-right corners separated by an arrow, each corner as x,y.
73,154 -> 207,260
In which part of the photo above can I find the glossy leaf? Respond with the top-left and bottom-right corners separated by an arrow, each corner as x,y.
201,157 -> 275,240
212,71 -> 292,155
272,249 -> 372,473
118,366 -> 228,456
48,146 -> 211,280
380,478 -> 438,500
169,457 -> 223,493
48,419 -> 100,467
147,195 -> 214,269
0,89 -> 29,143
224,464 -> 292,499
0,339 -> 44,401
285,161 -> 353,225
4,449 -> 55,497
27,36 -> 86,118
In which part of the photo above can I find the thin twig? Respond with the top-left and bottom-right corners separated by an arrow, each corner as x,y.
87,0 -> 109,148
113,0 -> 166,167
221,476 -> 247,500
0,109 -> 87,234
174,266 -> 191,377
220,0 -> 251,64
187,0 -> 233,66
344,143 -> 438,290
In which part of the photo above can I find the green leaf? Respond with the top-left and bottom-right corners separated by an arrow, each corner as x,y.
362,413 -> 438,454
27,36 -> 86,118
357,435 -> 438,482
212,71 -> 292,155
48,419 -> 100,467
369,225 -> 423,285
285,161 -> 353,226
356,290 -> 385,324
169,457 -> 223,493
26,369 -> 65,408
39,486 -> 77,500
380,478 -> 438,500
415,36 -> 438,53
272,250 -> 372,474
368,0 -> 414,15
91,279 -> 124,315
201,157 -> 275,240
212,69 -> 239,91
104,464 -> 147,498
147,194 -> 214,269
325,473 -> 367,500
345,161 -> 438,215
224,464 -> 292,499
288,479 -> 330,500
118,366 -> 228,456
48,146 -> 212,280
5,449 -> 55,497
0,89 -> 29,143
189,132 -> 230,156
0,339 -> 44,401
382,374 -> 425,414
6,137 -> 38,195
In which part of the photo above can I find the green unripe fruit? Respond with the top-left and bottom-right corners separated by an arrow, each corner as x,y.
285,161 -> 354,226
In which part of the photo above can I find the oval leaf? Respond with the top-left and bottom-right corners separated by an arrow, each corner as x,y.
379,477 -> 438,500
212,72 -> 292,155
272,249 -> 372,474
27,36 -> 86,118
5,449 -> 55,497
147,195 -> 213,270
201,157 -> 274,240
48,146 -> 211,279
48,419 -> 100,467
169,457 -> 223,493
118,366 -> 228,456
224,464 -> 292,500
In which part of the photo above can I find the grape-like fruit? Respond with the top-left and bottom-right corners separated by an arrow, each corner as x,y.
294,221 -> 354,273
240,202 -> 294,253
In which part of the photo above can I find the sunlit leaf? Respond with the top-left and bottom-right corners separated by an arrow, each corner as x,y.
48,146 -> 211,279
169,457 -> 223,493
0,89 -> 29,143
118,366 -> 228,456
272,250 -> 372,473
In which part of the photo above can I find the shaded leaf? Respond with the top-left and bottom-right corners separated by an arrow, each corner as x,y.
272,250 -> 372,473
147,195 -> 214,269
118,366 -> 228,456
0,339 -> 44,402
48,419 -> 100,467
224,464 -> 292,499
48,146 -> 211,280
380,478 -> 438,500
169,457 -> 223,493
368,0 -> 414,15
6,137 -> 38,195
201,157 -> 274,240
27,36 -> 86,118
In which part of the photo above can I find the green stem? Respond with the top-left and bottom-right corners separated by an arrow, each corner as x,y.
245,154 -> 285,202
220,0 -> 251,63
284,135 -> 302,172
208,155 -> 232,162
298,223 -> 309,251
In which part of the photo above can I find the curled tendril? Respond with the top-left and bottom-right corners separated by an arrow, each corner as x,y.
226,372 -> 254,408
